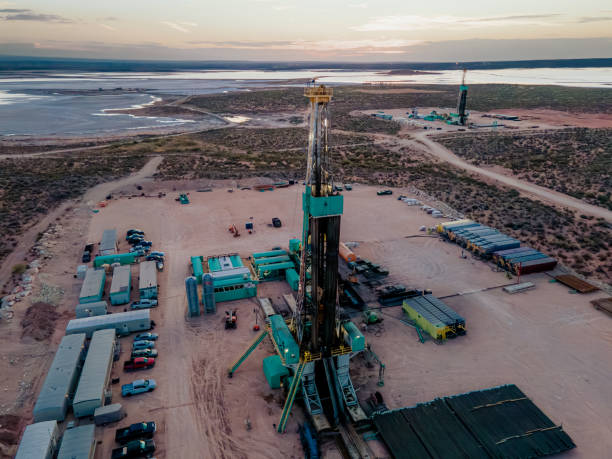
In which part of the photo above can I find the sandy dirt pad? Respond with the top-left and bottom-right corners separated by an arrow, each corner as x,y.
20,302 -> 61,341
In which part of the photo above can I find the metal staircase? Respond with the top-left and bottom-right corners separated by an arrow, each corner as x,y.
277,359 -> 306,433
227,330 -> 268,377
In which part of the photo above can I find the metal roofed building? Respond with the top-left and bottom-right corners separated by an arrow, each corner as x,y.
15,420 -> 59,459
100,229 -> 118,256
75,300 -> 108,319
33,333 -> 87,422
139,260 -> 158,299
66,309 -> 151,338
110,265 -> 131,305
79,268 -> 106,304
57,424 -> 96,459
72,329 -> 116,418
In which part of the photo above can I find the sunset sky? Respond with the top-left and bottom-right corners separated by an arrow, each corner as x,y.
1,0 -> 611,61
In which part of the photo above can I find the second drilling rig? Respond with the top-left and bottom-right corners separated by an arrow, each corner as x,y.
228,83 -> 367,433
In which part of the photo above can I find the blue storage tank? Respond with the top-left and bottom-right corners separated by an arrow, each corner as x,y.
202,273 -> 216,314
186,276 -> 200,317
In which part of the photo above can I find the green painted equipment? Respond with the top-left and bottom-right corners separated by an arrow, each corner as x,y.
191,256 -> 204,283
285,268 -> 299,291
269,315 -> 299,365
179,194 -> 189,204
277,360 -> 306,433
362,309 -> 382,325
342,321 -> 364,352
93,252 -> 136,268
263,355 -> 290,389
228,330 -> 268,377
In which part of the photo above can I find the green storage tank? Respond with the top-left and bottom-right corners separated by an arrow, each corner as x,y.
252,250 -> 287,259
285,268 -> 299,291
263,355 -> 289,389
93,252 -> 136,268
343,321 -> 365,352
269,315 -> 299,365
191,256 -> 204,283
253,255 -> 291,267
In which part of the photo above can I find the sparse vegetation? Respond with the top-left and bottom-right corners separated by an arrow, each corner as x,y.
0,155 -> 147,262
436,128 -> 612,210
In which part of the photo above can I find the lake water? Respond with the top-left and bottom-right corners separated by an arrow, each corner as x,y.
1,67 -> 610,137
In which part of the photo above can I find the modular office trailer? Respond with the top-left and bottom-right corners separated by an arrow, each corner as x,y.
100,229 -> 118,256
33,333 -> 87,422
110,265 -> 131,305
139,260 -> 158,299
15,421 -> 59,459
72,329 -> 116,417
79,268 -> 106,304
93,252 -> 137,268
57,424 -> 96,459
66,310 -> 151,338
75,300 -> 108,319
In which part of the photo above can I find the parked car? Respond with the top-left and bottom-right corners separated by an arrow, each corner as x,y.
156,261 -> 164,272
115,422 -> 156,444
112,439 -> 156,459
121,379 -> 157,397
130,245 -> 150,254
146,255 -> 163,262
134,332 -> 158,341
149,251 -> 165,258
131,299 -> 158,310
123,357 -> 155,372
132,340 -> 155,350
84,243 -> 94,253
272,217 -> 282,228
126,234 -> 144,243
334,185 -> 343,191
126,229 -> 144,238
81,251 -> 91,263
377,190 -> 393,196
138,240 -> 153,247
131,349 -> 158,359
344,184 -> 353,191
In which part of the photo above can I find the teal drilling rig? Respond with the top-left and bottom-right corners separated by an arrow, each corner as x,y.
228,83 -> 367,433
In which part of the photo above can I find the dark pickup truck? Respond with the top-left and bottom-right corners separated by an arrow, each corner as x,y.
112,439 -> 155,459
115,421 -> 156,444
123,357 -> 155,372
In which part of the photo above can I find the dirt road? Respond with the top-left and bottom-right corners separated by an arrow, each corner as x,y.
409,131 -> 612,221
0,156 -> 162,293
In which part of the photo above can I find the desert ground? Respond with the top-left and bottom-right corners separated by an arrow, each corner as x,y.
1,175 -> 610,458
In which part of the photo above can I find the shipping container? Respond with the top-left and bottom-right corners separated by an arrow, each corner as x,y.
33,334 -> 87,422
57,424 -> 96,459
66,310 -> 151,338
110,265 -> 131,305
139,261 -> 158,299
514,257 -> 557,274
79,268 -> 106,304
15,421 -> 59,459
76,300 -> 108,319
191,256 -> 204,283
100,229 -> 118,256
93,252 -> 136,268
72,329 -> 116,417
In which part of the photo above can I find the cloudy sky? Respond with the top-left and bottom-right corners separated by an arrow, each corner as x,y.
1,0 -> 611,61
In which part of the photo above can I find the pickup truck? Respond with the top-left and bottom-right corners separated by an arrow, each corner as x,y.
115,422 -> 156,444
121,379 -> 156,397
123,357 -> 155,372
132,340 -> 155,351
377,190 -> 393,196
112,439 -> 156,458
131,348 -> 158,359
131,299 -> 158,310
126,229 -> 144,237
149,251 -> 165,258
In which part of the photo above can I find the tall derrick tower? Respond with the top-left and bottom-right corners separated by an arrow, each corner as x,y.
456,69 -> 469,126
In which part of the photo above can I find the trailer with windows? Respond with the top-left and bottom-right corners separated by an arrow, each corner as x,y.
93,252 -> 137,268
66,310 -> 151,338
33,333 -> 87,422
201,254 -> 258,303
110,265 -> 131,305
57,424 -> 96,459
15,421 -> 59,459
76,300 -> 108,319
72,329 -> 116,417
139,260 -> 158,299
79,268 -> 106,304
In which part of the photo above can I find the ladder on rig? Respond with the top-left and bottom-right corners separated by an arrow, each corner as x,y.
277,359 -> 306,433
228,330 -> 268,377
